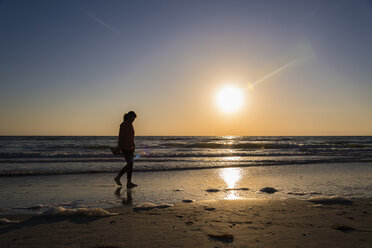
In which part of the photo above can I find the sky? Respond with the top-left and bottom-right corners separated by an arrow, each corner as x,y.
0,0 -> 371,136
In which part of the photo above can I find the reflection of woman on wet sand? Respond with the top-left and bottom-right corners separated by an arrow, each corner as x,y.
114,187 -> 133,205
114,111 -> 137,188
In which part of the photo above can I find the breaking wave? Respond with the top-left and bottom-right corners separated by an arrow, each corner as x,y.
0,136 -> 371,177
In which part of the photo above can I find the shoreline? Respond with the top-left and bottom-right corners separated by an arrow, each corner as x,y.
1,163 -> 371,215
1,198 -> 371,247
1,160 -> 372,178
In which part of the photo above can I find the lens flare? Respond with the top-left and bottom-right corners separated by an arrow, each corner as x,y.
247,59 -> 298,90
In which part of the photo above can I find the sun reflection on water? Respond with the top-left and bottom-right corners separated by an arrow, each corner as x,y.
219,167 -> 243,199
222,156 -> 241,161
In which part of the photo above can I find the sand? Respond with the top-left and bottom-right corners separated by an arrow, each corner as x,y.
2,163 -> 372,216
0,198 -> 371,248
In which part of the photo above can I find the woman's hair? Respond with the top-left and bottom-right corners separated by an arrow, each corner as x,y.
124,111 -> 136,121
127,111 -> 137,119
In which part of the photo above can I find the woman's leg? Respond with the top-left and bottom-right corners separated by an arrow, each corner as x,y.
125,151 -> 134,182
114,151 -> 130,186
117,164 -> 128,179
124,151 -> 137,187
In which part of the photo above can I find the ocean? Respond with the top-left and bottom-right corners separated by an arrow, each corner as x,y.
1,136 -> 371,214
1,136 -> 372,176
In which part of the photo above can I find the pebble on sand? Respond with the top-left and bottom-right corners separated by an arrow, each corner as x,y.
333,224 -> 356,232
225,187 -> 249,191
206,188 -> 220,193
208,233 -> 234,243
308,196 -> 353,205
204,207 -> 216,211
182,200 -> 194,203
260,187 -> 278,194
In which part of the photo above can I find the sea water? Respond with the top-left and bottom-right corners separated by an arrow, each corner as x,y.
0,136 -> 371,176
0,136 -> 371,214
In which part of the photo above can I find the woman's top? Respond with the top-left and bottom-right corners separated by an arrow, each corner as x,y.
118,121 -> 135,151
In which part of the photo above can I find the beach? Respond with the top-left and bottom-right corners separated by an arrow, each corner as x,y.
0,136 -> 371,247
0,163 -> 372,247
1,163 -> 371,215
1,198 -> 371,247
2,0 -> 372,246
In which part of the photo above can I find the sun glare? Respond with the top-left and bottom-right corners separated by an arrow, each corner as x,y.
220,168 -> 243,199
216,85 -> 244,113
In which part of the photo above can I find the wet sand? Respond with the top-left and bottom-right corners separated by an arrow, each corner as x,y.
1,163 -> 371,215
1,198 -> 371,248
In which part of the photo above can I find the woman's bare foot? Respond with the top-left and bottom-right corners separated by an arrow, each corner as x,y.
114,176 -> 122,186
126,182 -> 137,188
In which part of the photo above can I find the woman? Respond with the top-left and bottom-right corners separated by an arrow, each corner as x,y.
114,111 -> 137,188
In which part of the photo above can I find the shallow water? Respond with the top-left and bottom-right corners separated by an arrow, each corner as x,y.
0,162 -> 371,215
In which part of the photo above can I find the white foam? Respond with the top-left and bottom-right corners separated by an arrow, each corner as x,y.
0,218 -> 20,224
13,204 -> 52,210
309,204 -> 323,208
133,202 -> 174,211
308,196 -> 353,205
41,206 -> 119,217
59,200 -> 82,208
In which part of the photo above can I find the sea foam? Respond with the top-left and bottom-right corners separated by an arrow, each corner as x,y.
41,206 -> 119,216
0,218 -> 20,224
133,202 -> 174,211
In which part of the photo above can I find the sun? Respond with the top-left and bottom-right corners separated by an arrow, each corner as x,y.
216,85 -> 244,113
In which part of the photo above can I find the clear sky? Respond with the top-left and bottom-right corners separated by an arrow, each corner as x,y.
0,0 -> 371,136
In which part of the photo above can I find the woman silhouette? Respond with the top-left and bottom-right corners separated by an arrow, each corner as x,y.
114,111 -> 137,188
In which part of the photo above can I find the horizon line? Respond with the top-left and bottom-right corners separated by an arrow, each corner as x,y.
0,134 -> 371,137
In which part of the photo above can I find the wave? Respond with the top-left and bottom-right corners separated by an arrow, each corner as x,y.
2,137 -> 371,153
1,136 -> 371,176
161,141 -> 372,149
2,149 -> 371,162
1,159 -> 371,177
